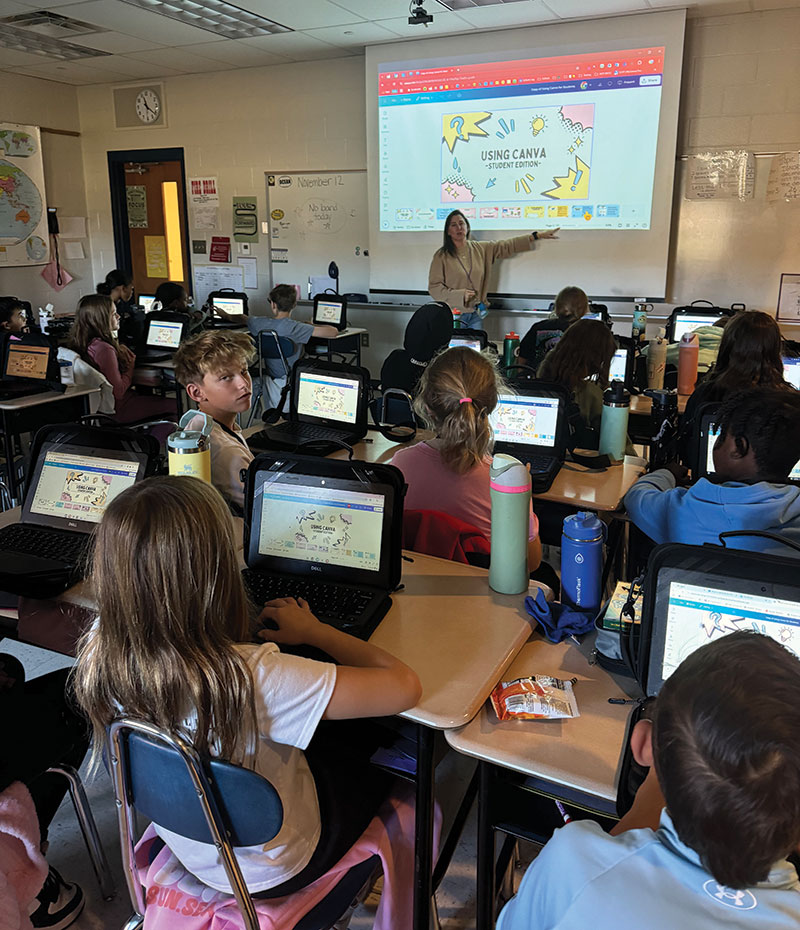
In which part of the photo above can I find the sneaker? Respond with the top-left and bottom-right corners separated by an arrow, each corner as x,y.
29,867 -> 85,930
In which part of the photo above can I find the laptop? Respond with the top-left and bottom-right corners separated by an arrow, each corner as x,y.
695,408 -> 800,484
210,291 -> 248,329
449,328 -> 488,351
138,295 -> 157,313
449,335 -> 483,351
137,315 -> 188,363
669,311 -> 720,343
609,344 -> 635,388
489,383 -> 569,492
250,360 -> 369,454
641,543 -> 800,696
0,428 -> 152,598
313,294 -> 347,332
0,333 -> 60,400
241,452 -> 404,640
783,356 -> 800,390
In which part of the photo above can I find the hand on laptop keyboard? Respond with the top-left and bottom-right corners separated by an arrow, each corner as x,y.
256,596 -> 320,645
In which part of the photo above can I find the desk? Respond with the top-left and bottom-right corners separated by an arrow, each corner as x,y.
446,636 -> 635,928
307,327 -> 366,367
0,385 -> 100,504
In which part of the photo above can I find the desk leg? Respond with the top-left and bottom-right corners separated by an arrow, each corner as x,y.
476,761 -> 497,930
414,723 -> 435,930
0,408 -> 18,505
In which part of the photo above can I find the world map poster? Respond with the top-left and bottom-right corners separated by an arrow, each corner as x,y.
0,123 -> 50,267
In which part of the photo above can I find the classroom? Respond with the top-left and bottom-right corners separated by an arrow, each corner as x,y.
2,1 -> 800,929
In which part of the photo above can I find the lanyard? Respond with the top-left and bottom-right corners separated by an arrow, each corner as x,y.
454,246 -> 478,292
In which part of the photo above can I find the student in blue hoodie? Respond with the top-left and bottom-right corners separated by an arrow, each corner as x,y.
624,387 -> 800,557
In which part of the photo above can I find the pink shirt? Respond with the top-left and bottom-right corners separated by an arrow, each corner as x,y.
391,441 -> 538,541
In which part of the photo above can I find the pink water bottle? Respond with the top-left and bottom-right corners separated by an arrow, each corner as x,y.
678,332 -> 699,395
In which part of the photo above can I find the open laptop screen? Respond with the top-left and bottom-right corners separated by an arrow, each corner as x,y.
139,296 -> 156,313
147,319 -> 183,349
705,424 -> 800,481
783,356 -> 800,390
314,298 -> 344,326
5,343 -> 49,380
258,480 -> 384,573
672,313 -> 718,343
449,337 -> 482,351
296,371 -> 359,424
609,347 -> 628,384
24,444 -> 146,530
213,297 -> 245,318
490,394 -> 559,448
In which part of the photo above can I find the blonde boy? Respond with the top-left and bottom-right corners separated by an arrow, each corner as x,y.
174,330 -> 256,513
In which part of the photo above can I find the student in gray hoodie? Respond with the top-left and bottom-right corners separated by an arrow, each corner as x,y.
625,388 -> 800,557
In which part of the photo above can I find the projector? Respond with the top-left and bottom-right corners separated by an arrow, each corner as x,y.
408,1 -> 433,25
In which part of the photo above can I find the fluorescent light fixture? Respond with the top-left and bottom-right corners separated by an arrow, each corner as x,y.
116,0 -> 292,40
0,23 -> 110,60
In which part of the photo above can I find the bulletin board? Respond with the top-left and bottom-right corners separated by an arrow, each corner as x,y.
265,170 -> 370,297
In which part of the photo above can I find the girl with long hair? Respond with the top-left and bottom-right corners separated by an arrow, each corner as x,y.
391,346 -> 542,570
73,476 -> 420,895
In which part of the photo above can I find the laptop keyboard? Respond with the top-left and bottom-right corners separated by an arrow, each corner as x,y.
272,422 -> 350,442
0,524 -> 90,565
242,570 -> 382,640
518,452 -> 557,474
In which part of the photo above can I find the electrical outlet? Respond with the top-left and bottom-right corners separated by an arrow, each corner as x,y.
361,332 -> 369,347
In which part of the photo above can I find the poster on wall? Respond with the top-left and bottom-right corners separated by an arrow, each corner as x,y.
767,153 -> 800,202
126,185 -> 148,228
777,273 -> 800,322
0,123 -> 50,267
685,150 -> 755,201
189,176 -> 219,229
233,195 -> 258,242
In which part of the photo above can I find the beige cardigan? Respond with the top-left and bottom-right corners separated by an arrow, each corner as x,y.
428,235 -> 534,310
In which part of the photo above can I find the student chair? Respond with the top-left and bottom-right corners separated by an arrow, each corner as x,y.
107,717 -> 379,930
249,331 -> 297,425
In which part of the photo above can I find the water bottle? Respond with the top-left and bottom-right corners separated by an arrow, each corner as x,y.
599,382 -> 630,461
503,331 -> 520,370
631,302 -> 651,343
168,411 -> 213,482
561,512 -> 606,612
489,453 -> 530,595
645,388 -> 679,471
678,331 -> 699,395
647,327 -> 667,390
452,308 -> 463,329
58,358 -> 74,386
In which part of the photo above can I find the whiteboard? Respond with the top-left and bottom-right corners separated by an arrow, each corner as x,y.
265,170 -> 370,297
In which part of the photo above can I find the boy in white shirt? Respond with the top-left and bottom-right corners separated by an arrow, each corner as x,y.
174,330 -> 255,513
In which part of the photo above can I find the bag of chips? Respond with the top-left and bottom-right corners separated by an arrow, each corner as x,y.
490,674 -> 579,721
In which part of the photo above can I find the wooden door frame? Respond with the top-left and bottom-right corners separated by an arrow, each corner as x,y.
107,147 -> 192,294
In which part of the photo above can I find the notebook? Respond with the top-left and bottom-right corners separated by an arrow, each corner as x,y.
696,410 -> 800,484
0,435 -> 150,597
241,452 -> 404,640
137,316 -> 187,363
313,294 -> 347,331
250,360 -> 369,455
783,356 -> 800,390
489,384 -> 568,492
642,544 -> 800,696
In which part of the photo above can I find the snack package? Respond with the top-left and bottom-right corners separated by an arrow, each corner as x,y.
490,674 -> 579,721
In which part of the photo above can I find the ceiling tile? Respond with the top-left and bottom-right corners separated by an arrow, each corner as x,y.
130,46 -> 235,72
453,1 -> 558,27
232,0 -> 366,30
76,54 -> 185,78
0,0 -> 32,14
0,47 -> 55,66
331,0 -> 421,16
67,31 -> 165,54
55,1 -> 228,46
181,39 -> 291,67
240,31 -> 355,60
13,61 -> 118,83
304,20 -> 404,47
543,0 -> 649,16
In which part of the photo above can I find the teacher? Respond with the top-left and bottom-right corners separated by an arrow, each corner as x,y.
428,209 -> 559,328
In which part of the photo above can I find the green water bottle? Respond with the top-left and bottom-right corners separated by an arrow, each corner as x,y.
503,331 -> 520,370
489,453 -> 531,595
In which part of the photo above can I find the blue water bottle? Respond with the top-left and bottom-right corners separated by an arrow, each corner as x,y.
561,511 -> 606,613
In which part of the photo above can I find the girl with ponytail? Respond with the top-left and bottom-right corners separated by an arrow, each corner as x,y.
391,346 -> 542,569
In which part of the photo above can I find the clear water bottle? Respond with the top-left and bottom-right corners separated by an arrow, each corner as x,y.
489,453 -> 530,595
561,511 -> 606,612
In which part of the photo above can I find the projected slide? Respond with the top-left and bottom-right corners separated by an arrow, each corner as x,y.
378,48 -> 664,232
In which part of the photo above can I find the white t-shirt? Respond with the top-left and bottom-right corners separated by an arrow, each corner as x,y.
209,419 -> 254,512
153,642 -> 337,892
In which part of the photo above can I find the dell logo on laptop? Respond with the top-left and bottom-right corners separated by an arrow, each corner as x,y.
310,564 -> 322,572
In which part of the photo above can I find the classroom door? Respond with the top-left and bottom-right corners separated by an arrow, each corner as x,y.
108,148 -> 191,299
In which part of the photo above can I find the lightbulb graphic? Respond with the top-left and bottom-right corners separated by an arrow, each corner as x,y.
531,116 -> 545,137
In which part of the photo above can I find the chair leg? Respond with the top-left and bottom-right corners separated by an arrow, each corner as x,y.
122,915 -> 144,930
47,765 -> 116,901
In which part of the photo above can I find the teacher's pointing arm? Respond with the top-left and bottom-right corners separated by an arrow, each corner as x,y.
486,228 -> 561,262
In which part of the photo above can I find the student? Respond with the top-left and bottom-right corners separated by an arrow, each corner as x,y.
97,269 -> 144,351
65,294 -> 175,422
173,330 -> 256,513
497,631 -> 800,929
73,476 -> 421,896
625,388 -> 800,557
0,296 -> 28,333
681,310 -> 791,451
391,346 -> 542,570
380,301 -> 453,396
248,284 -> 338,407
517,285 -> 589,371
428,210 -> 558,328
537,318 -> 632,452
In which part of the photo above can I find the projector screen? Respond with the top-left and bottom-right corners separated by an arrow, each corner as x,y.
366,10 -> 685,300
